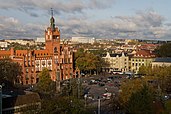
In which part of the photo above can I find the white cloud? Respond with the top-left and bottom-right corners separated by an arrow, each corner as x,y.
0,16 -> 44,39
0,0 -> 170,41
0,0 -> 116,17
58,10 -> 169,40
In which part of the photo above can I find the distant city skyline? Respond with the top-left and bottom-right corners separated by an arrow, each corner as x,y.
0,0 -> 171,41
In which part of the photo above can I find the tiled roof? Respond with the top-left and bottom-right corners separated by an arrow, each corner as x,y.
134,50 -> 155,58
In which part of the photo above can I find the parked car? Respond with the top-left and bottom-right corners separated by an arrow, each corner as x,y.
102,92 -> 112,99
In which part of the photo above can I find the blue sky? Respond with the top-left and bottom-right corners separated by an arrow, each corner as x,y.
0,0 -> 171,41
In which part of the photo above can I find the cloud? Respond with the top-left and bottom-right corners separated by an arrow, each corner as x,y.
0,0 -> 116,17
58,10 -> 169,40
0,8 -> 170,41
0,16 -> 44,39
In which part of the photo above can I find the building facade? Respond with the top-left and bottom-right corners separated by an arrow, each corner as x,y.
0,12 -> 75,85
71,37 -> 96,44
102,52 -> 129,73
130,50 -> 155,74
152,58 -> 171,68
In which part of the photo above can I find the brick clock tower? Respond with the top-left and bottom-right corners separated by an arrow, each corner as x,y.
45,9 -> 61,82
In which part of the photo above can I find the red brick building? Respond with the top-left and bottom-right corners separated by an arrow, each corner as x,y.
0,12 -> 76,85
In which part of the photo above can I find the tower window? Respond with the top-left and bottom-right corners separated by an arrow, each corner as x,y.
54,47 -> 57,53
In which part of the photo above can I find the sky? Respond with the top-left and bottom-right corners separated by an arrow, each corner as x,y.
0,0 -> 171,41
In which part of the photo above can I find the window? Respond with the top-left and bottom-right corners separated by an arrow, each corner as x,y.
36,61 -> 39,66
32,61 -> 34,66
48,61 -> 51,66
31,68 -> 34,72
42,61 -> 45,66
26,68 -> 29,73
54,47 -> 57,53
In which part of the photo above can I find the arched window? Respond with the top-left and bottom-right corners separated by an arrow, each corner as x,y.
54,47 -> 57,53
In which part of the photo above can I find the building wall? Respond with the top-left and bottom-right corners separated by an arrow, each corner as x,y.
130,57 -> 154,74
71,37 -> 95,44
152,62 -> 171,68
102,52 -> 129,73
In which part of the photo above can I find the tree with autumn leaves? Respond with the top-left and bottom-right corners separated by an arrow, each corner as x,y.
74,48 -> 109,75
36,68 -> 55,93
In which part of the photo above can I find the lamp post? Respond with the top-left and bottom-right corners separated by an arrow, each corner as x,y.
84,94 -> 87,107
98,96 -> 101,114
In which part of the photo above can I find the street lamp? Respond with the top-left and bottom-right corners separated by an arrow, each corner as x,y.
84,94 -> 87,107
97,96 -> 101,114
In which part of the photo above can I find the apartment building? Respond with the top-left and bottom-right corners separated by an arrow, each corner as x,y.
130,50 -> 155,74
102,52 -> 129,73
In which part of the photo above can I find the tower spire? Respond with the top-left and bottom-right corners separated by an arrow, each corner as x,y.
51,8 -> 53,17
50,8 -> 55,30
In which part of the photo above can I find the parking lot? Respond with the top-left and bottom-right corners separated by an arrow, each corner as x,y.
82,74 -> 126,100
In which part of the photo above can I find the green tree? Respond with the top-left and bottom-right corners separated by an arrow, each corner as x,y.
155,43 -> 171,57
138,65 -> 147,75
36,68 -> 54,93
0,59 -> 22,85
75,48 -> 108,75
41,96 -> 86,114
120,79 -> 145,104
138,65 -> 153,76
126,85 -> 155,114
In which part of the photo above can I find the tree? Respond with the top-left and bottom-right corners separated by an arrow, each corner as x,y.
138,65 -> 153,76
119,79 -> 145,105
138,65 -> 171,93
36,68 -> 55,93
155,43 -> 171,57
74,48 -> 108,75
0,59 -> 22,85
126,85 -> 155,114
138,65 -> 147,75
41,96 -> 86,114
